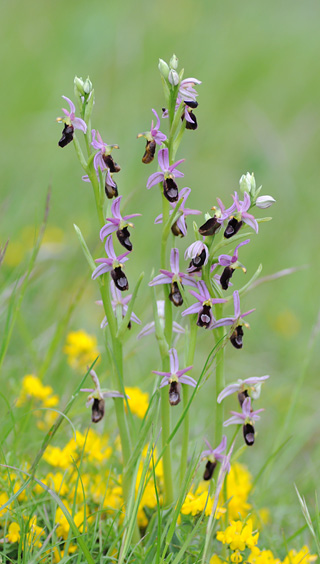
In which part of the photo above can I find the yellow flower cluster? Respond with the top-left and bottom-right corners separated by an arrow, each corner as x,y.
216,519 -> 259,552
17,374 -> 59,408
63,330 -> 100,371
180,463 -> 251,519
125,386 -> 150,419
43,429 -> 112,468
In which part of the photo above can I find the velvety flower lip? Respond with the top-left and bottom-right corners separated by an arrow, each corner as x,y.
198,197 -> 236,236
154,187 -> 201,236
200,435 -> 229,468
92,235 -> 130,280
60,96 -> 87,133
137,300 -> 184,339
218,239 -> 250,267
185,240 -> 209,272
91,129 -> 120,174
210,290 -> 255,329
149,248 -> 197,288
153,347 -> 196,388
96,282 -> 141,328
99,196 -> 141,241
223,397 -> 264,427
146,148 -> 184,189
217,375 -> 270,403
232,191 -> 259,233
181,281 -> 227,321
80,369 -> 125,406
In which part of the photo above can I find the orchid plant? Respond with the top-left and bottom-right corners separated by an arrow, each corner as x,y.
57,55 -> 275,547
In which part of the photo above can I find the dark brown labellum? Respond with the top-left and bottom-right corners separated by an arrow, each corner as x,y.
199,216 -> 221,236
203,460 -> 217,481
91,398 -> 105,423
224,218 -> 243,239
185,110 -> 198,130
163,178 -> 179,202
105,176 -> 118,199
184,100 -> 198,109
238,389 -> 249,407
127,320 -> 132,330
169,381 -> 181,406
169,281 -> 183,307
58,123 -> 74,148
230,325 -> 244,349
103,154 -> 121,173
171,220 -> 184,237
111,266 -> 129,291
243,423 -> 255,446
116,227 -> 132,251
220,266 -> 234,290
191,249 -> 207,271
142,139 -> 156,164
197,304 -> 212,328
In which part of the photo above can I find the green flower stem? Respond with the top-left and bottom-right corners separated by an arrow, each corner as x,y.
179,321 -> 198,485
214,304 -> 226,445
160,358 -> 174,506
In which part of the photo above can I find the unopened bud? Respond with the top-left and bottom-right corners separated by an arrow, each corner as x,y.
168,69 -> 179,86
255,195 -> 276,209
169,54 -> 178,70
239,172 -> 256,195
158,58 -> 169,80
83,77 -> 93,94
74,76 -> 85,96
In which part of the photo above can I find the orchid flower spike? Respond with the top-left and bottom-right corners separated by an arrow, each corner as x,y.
92,235 -> 130,291
218,239 -> 250,290
217,375 -> 270,406
99,196 -> 141,251
201,435 -> 230,480
211,290 -> 255,348
153,348 -> 196,406
149,248 -> 197,307
223,397 -> 264,446
57,96 -> 87,147
137,300 -> 184,339
181,280 -> 226,329
146,148 -> 184,202
154,187 -> 201,237
137,109 -> 167,164
80,369 -> 126,423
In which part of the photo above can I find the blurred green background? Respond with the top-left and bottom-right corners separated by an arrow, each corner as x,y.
1,0 -> 320,540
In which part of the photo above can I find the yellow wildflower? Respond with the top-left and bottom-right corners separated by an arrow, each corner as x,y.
26,516 -> 45,548
63,330 -> 100,371
0,492 -> 9,518
210,555 -> 224,564
218,463 -> 252,520
17,374 -> 58,407
125,387 -> 149,419
231,551 -> 243,563
283,546 -> 317,564
7,522 -> 20,543
181,487 -> 213,517
216,519 -> 259,552
248,548 -> 281,564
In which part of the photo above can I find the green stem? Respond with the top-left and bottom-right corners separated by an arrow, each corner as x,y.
179,322 -> 198,485
160,360 -> 174,506
214,304 -> 226,445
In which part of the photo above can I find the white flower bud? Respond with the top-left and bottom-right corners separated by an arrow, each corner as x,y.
239,172 -> 256,195
74,76 -> 85,96
255,195 -> 276,209
158,59 -> 169,80
169,54 -> 179,70
83,77 -> 93,94
251,383 -> 262,400
168,69 -> 179,86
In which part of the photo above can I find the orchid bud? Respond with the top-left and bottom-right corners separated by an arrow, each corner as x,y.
168,69 -> 179,86
239,172 -> 256,195
255,195 -> 276,209
158,58 -> 169,80
169,54 -> 179,70
74,76 -> 85,96
83,77 -> 93,95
